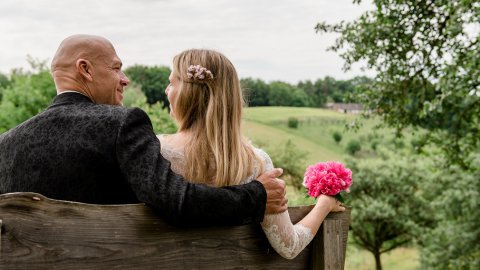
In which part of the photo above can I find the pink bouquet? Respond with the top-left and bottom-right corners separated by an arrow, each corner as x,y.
303,161 -> 352,201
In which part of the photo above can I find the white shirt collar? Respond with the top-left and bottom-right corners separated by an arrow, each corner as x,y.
57,90 -> 89,97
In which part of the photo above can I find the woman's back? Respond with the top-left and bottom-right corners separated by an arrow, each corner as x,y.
160,48 -> 344,259
158,134 -> 315,259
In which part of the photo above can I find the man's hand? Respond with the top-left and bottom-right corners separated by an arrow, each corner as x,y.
257,168 -> 288,214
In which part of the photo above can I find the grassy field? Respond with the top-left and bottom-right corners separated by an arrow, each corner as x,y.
243,106 -> 393,165
242,106 -> 419,270
346,243 -> 419,270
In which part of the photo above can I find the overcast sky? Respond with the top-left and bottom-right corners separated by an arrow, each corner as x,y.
0,0 -> 373,83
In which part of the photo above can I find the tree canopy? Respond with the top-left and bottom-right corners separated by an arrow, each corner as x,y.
124,65 -> 171,108
241,76 -> 367,108
317,1 -> 480,268
0,61 -> 56,133
346,151 -> 434,270
316,0 -> 479,168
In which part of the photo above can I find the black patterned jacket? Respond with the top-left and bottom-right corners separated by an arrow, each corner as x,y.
0,92 -> 266,226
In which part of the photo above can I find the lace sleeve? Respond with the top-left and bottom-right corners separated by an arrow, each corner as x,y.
156,134 -> 186,177
254,148 -> 315,259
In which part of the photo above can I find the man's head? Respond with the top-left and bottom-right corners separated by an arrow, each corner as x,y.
51,34 -> 130,105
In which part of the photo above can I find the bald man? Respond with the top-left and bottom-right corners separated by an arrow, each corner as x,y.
0,34 -> 287,226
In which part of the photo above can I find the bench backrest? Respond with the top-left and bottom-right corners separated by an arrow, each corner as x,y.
0,192 -> 350,269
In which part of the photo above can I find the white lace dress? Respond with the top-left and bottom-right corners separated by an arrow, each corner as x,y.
158,135 -> 315,259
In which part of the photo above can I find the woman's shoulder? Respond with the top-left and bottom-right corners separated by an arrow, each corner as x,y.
157,134 -> 185,157
156,134 -> 169,148
252,147 -> 271,161
251,146 -> 274,172
156,134 -> 169,142
157,134 -> 179,148
157,134 -> 187,176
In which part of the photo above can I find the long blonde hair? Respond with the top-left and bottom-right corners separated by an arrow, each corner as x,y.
172,49 -> 264,187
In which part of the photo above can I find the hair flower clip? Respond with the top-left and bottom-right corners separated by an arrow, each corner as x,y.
187,64 -> 214,81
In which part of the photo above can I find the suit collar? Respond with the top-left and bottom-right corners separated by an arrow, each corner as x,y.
50,92 -> 93,107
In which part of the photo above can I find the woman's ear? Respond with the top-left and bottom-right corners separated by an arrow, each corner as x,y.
76,59 -> 93,82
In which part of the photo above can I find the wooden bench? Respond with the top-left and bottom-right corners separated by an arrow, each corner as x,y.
0,192 -> 350,269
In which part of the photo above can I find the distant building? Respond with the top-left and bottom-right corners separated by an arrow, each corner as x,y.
326,103 -> 363,114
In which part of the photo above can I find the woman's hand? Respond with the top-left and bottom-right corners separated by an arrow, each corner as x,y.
316,195 -> 345,212
296,194 -> 346,239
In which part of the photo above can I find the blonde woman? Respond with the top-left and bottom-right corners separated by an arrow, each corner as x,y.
158,49 -> 345,259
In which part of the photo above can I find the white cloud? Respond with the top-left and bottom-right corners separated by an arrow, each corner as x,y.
0,0 -> 373,83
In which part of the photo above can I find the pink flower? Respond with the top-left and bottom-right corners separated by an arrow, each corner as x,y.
303,161 -> 352,198
186,64 -> 214,81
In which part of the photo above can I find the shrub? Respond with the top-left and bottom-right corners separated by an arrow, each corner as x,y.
258,139 -> 308,191
392,138 -> 405,149
287,117 -> 299,129
333,131 -> 342,144
346,140 -> 361,155
136,102 -> 177,134
370,140 -> 379,151
123,83 -> 147,107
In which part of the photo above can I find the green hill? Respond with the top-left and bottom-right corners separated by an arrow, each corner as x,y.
242,106 -> 387,165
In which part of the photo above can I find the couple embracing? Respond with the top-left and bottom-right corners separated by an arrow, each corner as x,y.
0,35 -> 344,259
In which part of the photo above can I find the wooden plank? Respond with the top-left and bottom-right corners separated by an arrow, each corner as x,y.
0,192 -> 350,270
311,210 -> 350,270
323,220 -> 342,270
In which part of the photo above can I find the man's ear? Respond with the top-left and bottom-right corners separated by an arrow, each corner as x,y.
76,59 -> 93,82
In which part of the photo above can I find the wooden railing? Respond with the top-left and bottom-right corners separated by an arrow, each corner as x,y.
0,192 -> 350,270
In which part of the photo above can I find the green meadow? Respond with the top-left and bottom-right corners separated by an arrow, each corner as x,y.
243,106 -> 393,165
242,106 -> 419,270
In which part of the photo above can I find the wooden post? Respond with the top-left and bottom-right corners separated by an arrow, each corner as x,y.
0,219 -> 2,252
311,209 -> 351,270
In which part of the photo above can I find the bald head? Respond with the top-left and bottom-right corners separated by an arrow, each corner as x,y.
51,34 -> 114,73
50,34 -> 129,105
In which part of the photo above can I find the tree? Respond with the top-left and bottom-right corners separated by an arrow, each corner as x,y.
268,81 -> 309,107
0,60 -> 56,133
124,65 -> 171,108
316,76 -> 337,103
289,87 -> 311,107
137,102 -> 177,135
316,0 -> 479,169
317,1 -> 480,268
241,78 -> 271,106
122,82 -> 177,135
334,79 -> 355,102
122,83 -> 147,108
345,152 -> 434,270
0,73 -> 8,88
297,80 -> 325,107
419,153 -> 480,269
0,73 -> 10,101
